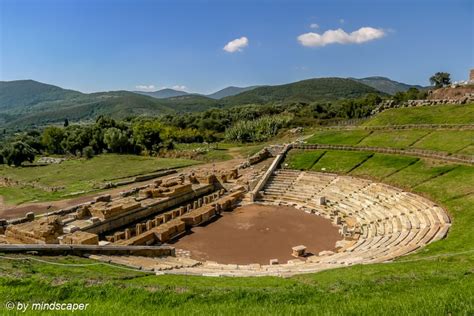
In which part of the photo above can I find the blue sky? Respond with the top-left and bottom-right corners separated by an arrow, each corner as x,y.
1,0 -> 472,93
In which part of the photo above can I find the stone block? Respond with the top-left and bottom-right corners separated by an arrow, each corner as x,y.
26,212 -> 35,221
292,245 -> 306,257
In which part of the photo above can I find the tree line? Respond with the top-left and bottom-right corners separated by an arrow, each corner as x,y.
0,94 -> 383,166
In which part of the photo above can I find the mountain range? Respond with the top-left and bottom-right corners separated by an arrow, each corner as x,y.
134,85 -> 261,99
0,76 -> 421,128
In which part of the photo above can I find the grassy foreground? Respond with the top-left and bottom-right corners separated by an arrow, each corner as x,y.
0,154 -> 199,205
0,253 -> 472,315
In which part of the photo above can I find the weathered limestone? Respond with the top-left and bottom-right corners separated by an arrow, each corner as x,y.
5,216 -> 63,244
292,245 -> 307,257
25,212 -> 35,221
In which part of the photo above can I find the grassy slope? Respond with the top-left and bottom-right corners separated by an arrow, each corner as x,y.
306,129 -> 372,145
284,149 -> 325,170
311,150 -> 373,173
363,103 -> 474,126
307,129 -> 474,154
0,254 -> 472,315
0,155 -> 199,205
411,130 -> 474,153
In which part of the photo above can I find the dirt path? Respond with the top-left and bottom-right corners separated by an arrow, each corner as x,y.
171,204 -> 341,265
0,158 -> 248,219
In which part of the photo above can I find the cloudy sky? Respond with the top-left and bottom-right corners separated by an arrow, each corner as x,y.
0,0 -> 472,93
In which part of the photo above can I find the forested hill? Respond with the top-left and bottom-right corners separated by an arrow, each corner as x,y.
0,77 -> 386,128
221,78 -> 382,105
352,76 -> 425,95
0,80 -> 84,111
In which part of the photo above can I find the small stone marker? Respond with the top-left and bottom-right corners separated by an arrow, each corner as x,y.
292,245 -> 307,257
26,212 -> 35,221
317,196 -> 326,205
63,225 -> 79,234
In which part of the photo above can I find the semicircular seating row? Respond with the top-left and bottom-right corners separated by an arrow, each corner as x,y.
163,169 -> 451,277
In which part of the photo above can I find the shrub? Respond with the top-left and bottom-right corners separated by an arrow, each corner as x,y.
225,114 -> 292,142
82,146 -> 94,159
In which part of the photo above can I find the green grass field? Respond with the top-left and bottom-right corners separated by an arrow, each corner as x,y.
0,154 -> 199,205
311,150 -> 373,173
411,130 -> 474,153
351,153 -> 419,178
363,103 -> 474,126
284,149 -> 325,169
304,128 -> 473,155
0,253 -> 472,315
357,129 -> 431,148
306,129 -> 372,145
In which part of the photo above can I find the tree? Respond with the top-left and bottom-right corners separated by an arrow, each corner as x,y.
2,141 -> 35,167
430,72 -> 451,88
132,121 -> 163,152
103,127 -> 129,153
61,126 -> 92,155
41,126 -> 65,154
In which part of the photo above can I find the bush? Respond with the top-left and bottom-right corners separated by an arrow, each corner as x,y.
2,141 -> 35,167
225,114 -> 292,142
82,146 -> 94,159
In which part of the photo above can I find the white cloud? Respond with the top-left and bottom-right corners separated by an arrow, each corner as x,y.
310,23 -> 319,29
171,85 -> 187,91
159,85 -> 188,91
297,27 -> 385,47
135,84 -> 156,91
223,36 -> 249,53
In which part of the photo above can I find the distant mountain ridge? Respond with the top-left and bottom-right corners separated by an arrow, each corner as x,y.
206,86 -> 261,99
135,85 -> 260,100
135,88 -> 189,99
1,76 -> 406,128
351,76 -> 424,95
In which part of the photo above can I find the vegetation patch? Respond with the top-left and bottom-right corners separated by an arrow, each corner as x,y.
284,150 -> 326,170
386,159 -> 456,188
311,150 -> 373,173
357,129 -> 431,148
351,154 -> 419,179
364,103 -> 474,126
0,155 -> 198,205
306,129 -> 372,145
411,130 -> 474,153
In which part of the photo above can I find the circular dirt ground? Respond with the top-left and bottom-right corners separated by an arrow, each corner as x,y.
171,204 -> 342,264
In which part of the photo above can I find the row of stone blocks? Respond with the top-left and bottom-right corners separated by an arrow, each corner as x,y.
111,189 -> 239,246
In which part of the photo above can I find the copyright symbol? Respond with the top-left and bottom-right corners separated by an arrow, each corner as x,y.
5,301 -> 15,310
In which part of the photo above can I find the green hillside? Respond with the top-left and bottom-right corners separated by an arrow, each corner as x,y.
353,76 -> 424,95
0,80 -> 222,127
364,103 -> 474,126
0,78 -> 385,128
221,78 -> 383,105
0,80 -> 84,111
206,85 -> 261,99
